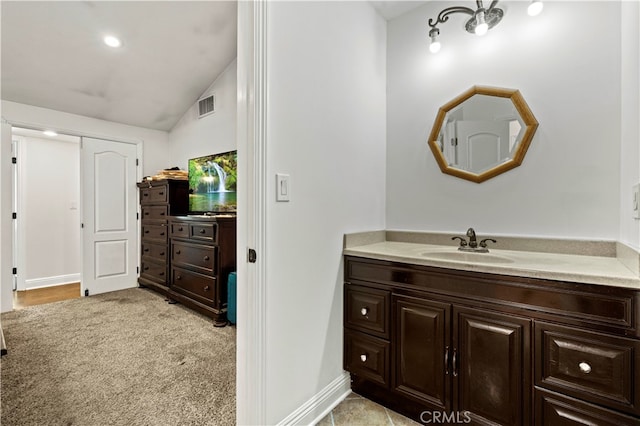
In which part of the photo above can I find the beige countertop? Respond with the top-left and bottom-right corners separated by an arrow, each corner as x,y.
344,233 -> 640,289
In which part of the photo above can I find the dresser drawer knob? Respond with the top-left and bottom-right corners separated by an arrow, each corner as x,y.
199,229 -> 206,234
160,212 -> 166,216
159,272 -> 165,276
159,252 -> 165,256
204,255 -> 210,261
360,307 -> 369,316
579,362 -> 592,374
143,193 -> 149,197
159,191 -> 164,195
144,248 -> 149,252
176,275 -> 182,280
360,354 -> 367,363
178,227 -> 184,231
144,230 -> 149,234
160,232 -> 165,236
176,250 -> 181,255
204,286 -> 210,291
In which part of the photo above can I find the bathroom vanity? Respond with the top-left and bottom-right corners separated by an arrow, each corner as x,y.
343,232 -> 640,425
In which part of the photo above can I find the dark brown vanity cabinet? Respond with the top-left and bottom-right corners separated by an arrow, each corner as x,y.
344,256 -> 640,425
137,179 -> 188,294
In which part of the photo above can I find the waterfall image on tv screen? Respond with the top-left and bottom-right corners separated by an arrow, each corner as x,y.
188,150 -> 237,213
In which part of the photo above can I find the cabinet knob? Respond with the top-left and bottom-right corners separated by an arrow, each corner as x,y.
360,307 -> 369,316
144,266 -> 149,271
579,362 -> 592,374
143,193 -> 149,197
360,354 -> 367,363
144,211 -> 149,216
176,250 -> 181,255
204,286 -> 210,291
159,252 -> 165,256
144,248 -> 149,252
160,212 -> 166,216
160,232 -> 165,236
159,192 -> 164,195
159,272 -> 165,276
199,229 -> 206,234
176,275 -> 182,280
178,227 -> 184,231
204,255 -> 210,261
144,230 -> 149,234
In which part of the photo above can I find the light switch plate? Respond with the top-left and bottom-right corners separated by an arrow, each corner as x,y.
276,173 -> 290,202
633,183 -> 640,219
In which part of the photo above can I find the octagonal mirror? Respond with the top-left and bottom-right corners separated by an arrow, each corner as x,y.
428,86 -> 538,183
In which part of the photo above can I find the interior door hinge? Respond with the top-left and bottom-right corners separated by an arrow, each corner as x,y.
12,157 -> 17,164
81,223 -> 84,228
137,212 -> 139,220
12,267 -> 17,275
12,212 -> 16,219
137,266 -> 140,274
248,248 -> 257,263
136,158 -> 139,166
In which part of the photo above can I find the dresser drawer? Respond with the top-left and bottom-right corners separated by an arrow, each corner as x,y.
141,241 -> 167,262
345,284 -> 390,339
190,223 -> 217,242
142,224 -> 167,243
141,205 -> 168,222
170,222 -> 190,238
344,330 -> 389,388
172,241 -> 216,274
171,266 -> 216,304
141,259 -> 167,284
140,185 -> 168,204
535,322 -> 640,415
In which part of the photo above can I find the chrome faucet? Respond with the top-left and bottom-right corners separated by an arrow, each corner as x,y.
452,228 -> 496,253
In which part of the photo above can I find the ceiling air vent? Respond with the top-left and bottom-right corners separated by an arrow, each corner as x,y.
198,94 -> 215,118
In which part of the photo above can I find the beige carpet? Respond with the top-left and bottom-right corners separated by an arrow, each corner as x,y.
0,288 -> 236,426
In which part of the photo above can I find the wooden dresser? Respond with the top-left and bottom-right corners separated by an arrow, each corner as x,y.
137,180 -> 237,326
137,179 -> 189,295
169,215 -> 237,326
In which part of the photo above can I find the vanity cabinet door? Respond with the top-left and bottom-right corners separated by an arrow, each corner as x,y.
393,295 -> 451,412
453,306 -> 532,426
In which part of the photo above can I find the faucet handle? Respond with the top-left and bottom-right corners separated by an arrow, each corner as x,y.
452,236 -> 468,247
479,238 -> 497,248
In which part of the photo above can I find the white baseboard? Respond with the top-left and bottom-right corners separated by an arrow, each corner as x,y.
278,371 -> 351,426
25,273 -> 80,290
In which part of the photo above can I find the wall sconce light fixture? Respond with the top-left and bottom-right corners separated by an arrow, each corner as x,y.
428,0 -> 543,53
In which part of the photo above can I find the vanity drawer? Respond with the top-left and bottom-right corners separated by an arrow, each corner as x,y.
535,389 -> 640,426
141,205 -> 168,222
140,259 -> 167,284
535,322 -> 640,415
140,185 -> 168,204
172,241 -> 216,274
345,284 -> 390,339
142,223 -> 167,243
171,266 -> 216,304
344,330 -> 390,388
141,241 -> 167,262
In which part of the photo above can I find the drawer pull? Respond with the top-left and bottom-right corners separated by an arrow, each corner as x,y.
144,266 -> 149,271
444,346 -> 450,375
178,227 -> 184,231
160,232 -> 165,236
159,252 -> 165,256
452,348 -> 458,377
176,275 -> 182,280
144,211 -> 149,215
176,250 -> 181,255
199,229 -> 206,234
143,193 -> 149,197
360,307 -> 369,316
579,362 -> 592,374
360,354 -> 367,363
159,272 -> 165,276
144,230 -> 149,234
159,191 -> 164,195
204,255 -> 210,261
144,248 -> 149,252
160,212 -> 166,216
204,286 -> 210,291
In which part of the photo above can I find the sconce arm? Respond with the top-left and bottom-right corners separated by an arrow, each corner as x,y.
428,6 -> 475,30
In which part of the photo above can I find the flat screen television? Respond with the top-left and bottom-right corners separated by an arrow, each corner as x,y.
188,150 -> 237,214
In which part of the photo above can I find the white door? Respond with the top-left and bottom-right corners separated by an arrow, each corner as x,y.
456,120 -> 510,174
81,137 -> 138,296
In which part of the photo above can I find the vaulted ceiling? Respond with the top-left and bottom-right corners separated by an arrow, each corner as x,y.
1,1 -> 237,131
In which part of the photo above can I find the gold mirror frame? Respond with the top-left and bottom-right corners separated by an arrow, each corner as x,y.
427,86 -> 539,183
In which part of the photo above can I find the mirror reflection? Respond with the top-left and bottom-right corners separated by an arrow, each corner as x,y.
428,86 -> 538,183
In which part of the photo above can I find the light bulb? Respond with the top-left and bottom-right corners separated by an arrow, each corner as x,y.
103,35 -> 122,48
528,0 -> 544,17
475,10 -> 488,36
430,40 -> 441,54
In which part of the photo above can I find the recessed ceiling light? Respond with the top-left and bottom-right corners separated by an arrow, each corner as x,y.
103,35 -> 122,48
43,130 -> 58,137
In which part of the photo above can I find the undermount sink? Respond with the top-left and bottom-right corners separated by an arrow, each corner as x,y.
421,251 -> 515,264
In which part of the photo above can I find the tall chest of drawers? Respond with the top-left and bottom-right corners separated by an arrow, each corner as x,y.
137,179 -> 189,295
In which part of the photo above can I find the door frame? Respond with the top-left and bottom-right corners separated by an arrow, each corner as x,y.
3,119 -> 143,306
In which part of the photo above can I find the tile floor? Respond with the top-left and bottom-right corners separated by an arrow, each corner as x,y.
317,392 -> 420,426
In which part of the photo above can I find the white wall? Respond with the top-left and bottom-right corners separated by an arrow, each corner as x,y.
265,2 -> 386,423
168,59 -> 237,169
387,1 -> 628,240
17,135 -> 80,288
619,1 -> 640,248
1,101 -> 170,176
